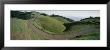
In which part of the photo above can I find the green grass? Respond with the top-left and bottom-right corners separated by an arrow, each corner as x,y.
11,12 -> 100,40
64,24 -> 90,33
72,32 -> 100,40
51,17 -> 70,24
68,24 -> 100,40
11,18 -> 46,40
11,18 -> 22,33
33,20 -> 43,30
34,16 -> 66,34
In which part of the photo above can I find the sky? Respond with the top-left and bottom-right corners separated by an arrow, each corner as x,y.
35,10 -> 100,21
35,10 -> 99,17
20,10 -> 100,21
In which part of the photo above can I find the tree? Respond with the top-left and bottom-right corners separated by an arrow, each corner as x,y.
89,16 -> 94,19
40,13 -> 48,16
50,14 -> 74,22
11,10 -> 32,20
11,11 -> 20,18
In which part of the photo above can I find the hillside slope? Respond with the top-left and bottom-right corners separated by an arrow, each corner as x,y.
34,15 -> 66,34
11,11 -> 100,40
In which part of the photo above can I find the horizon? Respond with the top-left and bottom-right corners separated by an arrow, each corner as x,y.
35,10 -> 100,21
17,10 -> 100,21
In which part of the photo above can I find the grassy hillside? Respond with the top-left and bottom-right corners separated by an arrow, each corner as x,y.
51,17 -> 70,24
11,11 -> 100,40
73,32 -> 100,40
69,24 -> 100,40
11,18 -> 46,40
34,16 -> 66,34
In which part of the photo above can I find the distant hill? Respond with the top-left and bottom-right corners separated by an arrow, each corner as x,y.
66,16 -> 83,21
66,16 -> 98,21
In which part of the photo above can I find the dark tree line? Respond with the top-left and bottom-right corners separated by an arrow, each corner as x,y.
80,16 -> 100,24
63,16 -> 100,31
11,11 -> 100,26
63,21 -> 83,31
11,11 -> 74,22
50,14 -> 74,22
40,13 -> 48,16
11,11 -> 33,20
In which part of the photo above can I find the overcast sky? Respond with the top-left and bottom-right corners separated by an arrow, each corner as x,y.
20,10 -> 100,21
35,10 -> 100,21
35,10 -> 100,17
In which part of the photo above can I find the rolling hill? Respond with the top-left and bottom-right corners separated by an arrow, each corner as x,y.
11,11 -> 100,40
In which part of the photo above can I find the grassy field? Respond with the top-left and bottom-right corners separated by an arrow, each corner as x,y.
11,11 -> 100,40
71,32 -> 100,40
66,25 -> 89,33
69,24 -> 100,40
34,16 -> 66,34
11,18 -> 46,40
51,17 -> 70,24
